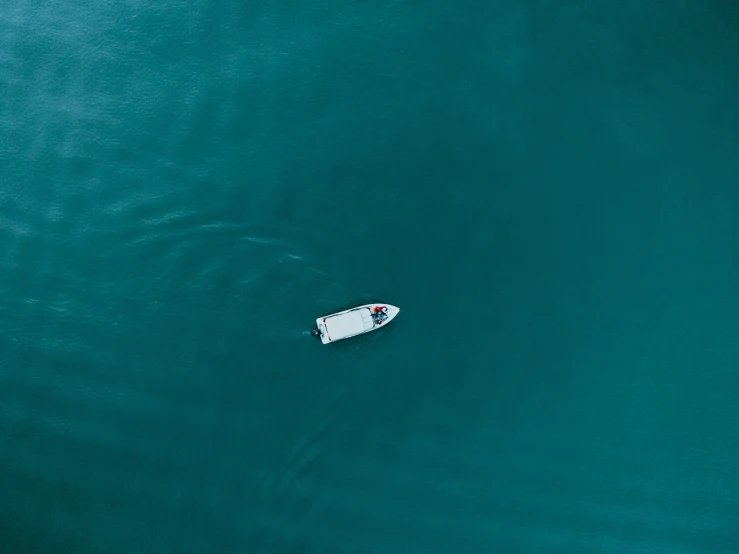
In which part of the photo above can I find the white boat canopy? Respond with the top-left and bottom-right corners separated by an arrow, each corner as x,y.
325,308 -> 375,341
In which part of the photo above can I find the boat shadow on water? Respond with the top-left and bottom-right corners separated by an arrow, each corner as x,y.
322,296 -> 383,315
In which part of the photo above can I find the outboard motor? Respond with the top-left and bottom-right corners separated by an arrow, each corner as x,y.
310,328 -> 321,338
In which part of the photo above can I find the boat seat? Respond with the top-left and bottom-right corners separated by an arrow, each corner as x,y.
361,309 -> 375,330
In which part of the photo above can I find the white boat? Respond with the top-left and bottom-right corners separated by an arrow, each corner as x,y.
312,303 -> 400,344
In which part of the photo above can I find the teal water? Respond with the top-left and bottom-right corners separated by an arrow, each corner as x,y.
2,2 -> 739,553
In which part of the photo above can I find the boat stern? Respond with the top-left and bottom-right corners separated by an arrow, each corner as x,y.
315,318 -> 331,344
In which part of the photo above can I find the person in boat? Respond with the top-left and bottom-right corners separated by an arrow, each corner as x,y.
373,306 -> 388,324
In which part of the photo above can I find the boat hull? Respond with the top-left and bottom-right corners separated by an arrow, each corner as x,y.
315,303 -> 399,344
